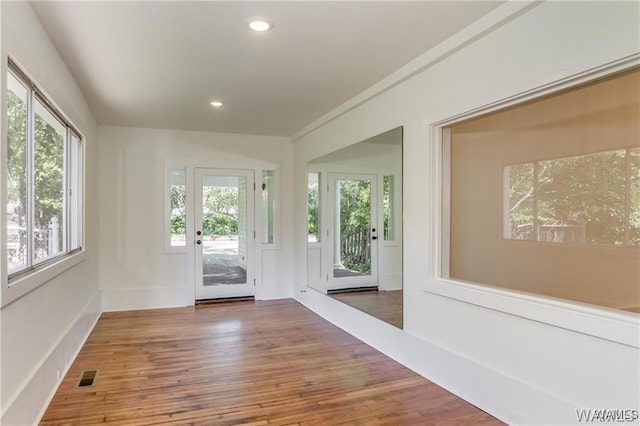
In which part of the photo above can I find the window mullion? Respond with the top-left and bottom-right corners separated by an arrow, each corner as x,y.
26,86 -> 35,267
63,128 -> 70,253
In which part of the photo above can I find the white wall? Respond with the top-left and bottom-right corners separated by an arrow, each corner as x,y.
0,3 -> 101,425
293,2 -> 640,425
98,125 -> 294,311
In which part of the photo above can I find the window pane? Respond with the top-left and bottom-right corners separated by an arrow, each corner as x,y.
308,172 -> 320,242
538,150 -> 626,246
6,71 -> 28,273
383,175 -> 394,240
5,62 -> 84,282
504,163 -> 535,240
630,148 -> 640,246
170,166 -> 186,247
69,133 -> 83,251
262,170 -> 276,244
33,98 -> 66,263
449,69 -> 639,314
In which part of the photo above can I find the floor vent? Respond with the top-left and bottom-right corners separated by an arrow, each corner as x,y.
76,370 -> 98,387
196,296 -> 255,305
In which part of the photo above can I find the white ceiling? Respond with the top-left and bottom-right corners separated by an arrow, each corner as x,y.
30,1 -> 503,137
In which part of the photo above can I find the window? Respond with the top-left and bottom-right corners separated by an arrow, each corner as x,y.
505,149 -> 639,246
262,170 -> 276,244
169,166 -> 186,247
5,61 -> 83,279
447,69 -> 639,314
383,175 -> 394,240
308,172 -> 320,242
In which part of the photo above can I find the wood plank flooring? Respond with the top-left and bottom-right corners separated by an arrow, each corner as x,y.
40,300 -> 501,425
330,290 -> 403,329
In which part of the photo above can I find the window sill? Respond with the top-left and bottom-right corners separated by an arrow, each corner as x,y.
423,278 -> 640,348
2,250 -> 86,308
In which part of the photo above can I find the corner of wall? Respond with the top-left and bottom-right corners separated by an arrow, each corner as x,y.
0,291 -> 102,426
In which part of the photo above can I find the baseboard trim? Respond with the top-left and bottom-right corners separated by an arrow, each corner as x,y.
1,291 -> 102,426
327,286 -> 378,294
294,288 -> 581,425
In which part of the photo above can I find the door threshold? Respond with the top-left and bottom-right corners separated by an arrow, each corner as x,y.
196,296 -> 255,305
327,286 -> 378,294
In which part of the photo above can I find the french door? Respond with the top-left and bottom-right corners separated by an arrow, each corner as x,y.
327,173 -> 378,291
194,168 -> 254,300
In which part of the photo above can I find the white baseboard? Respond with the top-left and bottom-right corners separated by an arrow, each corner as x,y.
1,291 -> 102,426
294,288 -> 580,426
101,286 -> 190,312
102,281 -> 295,311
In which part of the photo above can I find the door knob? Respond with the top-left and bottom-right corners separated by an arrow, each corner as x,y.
196,240 -> 202,245
196,230 -> 202,236
372,236 -> 378,240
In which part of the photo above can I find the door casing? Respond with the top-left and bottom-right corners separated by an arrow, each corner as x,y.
325,173 -> 379,291
194,168 -> 255,300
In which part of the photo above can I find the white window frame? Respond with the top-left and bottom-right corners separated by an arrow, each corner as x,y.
2,59 -> 85,307
425,56 -> 640,348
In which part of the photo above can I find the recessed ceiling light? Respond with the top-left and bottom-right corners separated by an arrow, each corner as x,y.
210,101 -> 224,108
247,17 -> 274,32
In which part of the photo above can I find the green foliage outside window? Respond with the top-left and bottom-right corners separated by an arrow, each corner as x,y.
7,92 -> 64,230
170,181 -> 241,238
507,148 -> 640,246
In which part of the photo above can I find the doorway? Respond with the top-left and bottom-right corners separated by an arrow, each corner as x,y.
194,168 -> 254,300
327,173 -> 378,291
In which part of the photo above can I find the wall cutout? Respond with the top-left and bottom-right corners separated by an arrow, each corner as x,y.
447,70 -> 640,314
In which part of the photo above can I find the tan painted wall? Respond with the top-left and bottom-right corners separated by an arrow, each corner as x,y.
450,71 -> 640,311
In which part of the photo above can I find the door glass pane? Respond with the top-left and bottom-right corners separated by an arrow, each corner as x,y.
201,175 -> 247,286
334,179 -> 371,278
33,98 -> 65,264
6,71 -> 28,273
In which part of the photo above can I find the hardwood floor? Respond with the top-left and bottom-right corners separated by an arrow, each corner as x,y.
331,290 -> 402,329
40,300 -> 501,425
